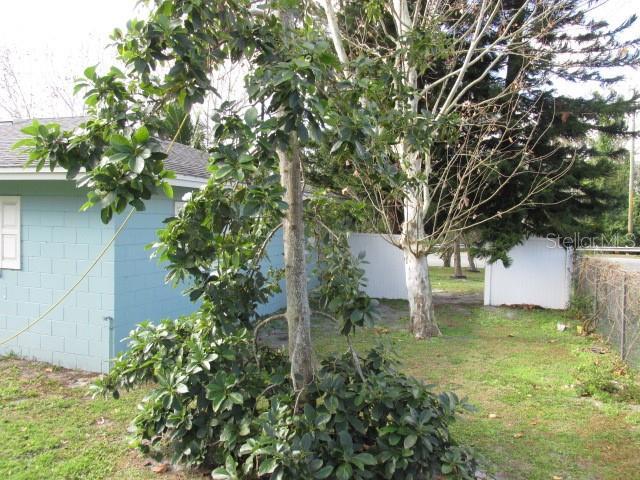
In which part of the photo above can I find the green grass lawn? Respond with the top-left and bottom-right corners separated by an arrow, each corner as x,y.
429,266 -> 484,294
1,267 -> 639,479
313,303 -> 640,480
0,359 -> 157,480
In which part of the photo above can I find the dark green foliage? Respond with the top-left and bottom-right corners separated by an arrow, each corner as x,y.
153,108 -> 285,328
312,239 -> 379,335
14,119 -> 172,223
96,318 -> 476,479
93,314 -> 291,467
151,103 -> 205,149
245,348 -> 477,480
463,8 -> 640,258
473,99 -> 639,261
308,194 -> 379,334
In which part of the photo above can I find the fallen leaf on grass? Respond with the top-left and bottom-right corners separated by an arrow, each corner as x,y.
513,432 -> 524,438
552,476 -> 563,480
152,463 -> 170,474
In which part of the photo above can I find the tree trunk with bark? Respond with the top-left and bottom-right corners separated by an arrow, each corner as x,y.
404,249 -> 440,338
440,244 -> 453,268
452,237 -> 466,279
278,132 -> 314,392
467,249 -> 479,272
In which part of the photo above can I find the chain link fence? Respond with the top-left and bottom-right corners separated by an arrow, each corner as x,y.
573,255 -> 640,367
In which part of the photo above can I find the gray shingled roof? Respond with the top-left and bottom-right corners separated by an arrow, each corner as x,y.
0,117 -> 209,178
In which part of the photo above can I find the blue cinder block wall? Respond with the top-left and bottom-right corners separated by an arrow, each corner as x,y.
0,182 -> 200,372
0,181 -> 317,372
0,181 -> 114,372
112,188 -> 197,355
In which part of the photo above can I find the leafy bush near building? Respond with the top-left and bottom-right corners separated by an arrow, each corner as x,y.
94,314 -> 476,479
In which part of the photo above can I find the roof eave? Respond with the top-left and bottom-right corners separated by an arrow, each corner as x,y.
0,168 -> 207,187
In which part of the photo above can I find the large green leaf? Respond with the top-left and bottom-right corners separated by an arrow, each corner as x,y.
335,463 -> 352,480
133,125 -> 150,144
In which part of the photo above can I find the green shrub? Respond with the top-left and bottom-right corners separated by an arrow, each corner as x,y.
308,193 -> 379,335
93,313 -> 291,467
96,315 -> 476,479
568,293 -> 597,334
312,237 -> 379,335
233,348 -> 477,480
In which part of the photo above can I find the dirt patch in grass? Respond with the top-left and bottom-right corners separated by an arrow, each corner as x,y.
1,357 -> 97,389
435,292 -> 483,305
113,450 -> 206,480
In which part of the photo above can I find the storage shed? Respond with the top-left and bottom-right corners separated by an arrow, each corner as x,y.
0,117 -> 287,372
483,236 -> 572,309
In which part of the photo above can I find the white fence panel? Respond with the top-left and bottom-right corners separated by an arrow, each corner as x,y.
483,236 -> 572,309
348,233 -> 408,299
348,232 -> 485,299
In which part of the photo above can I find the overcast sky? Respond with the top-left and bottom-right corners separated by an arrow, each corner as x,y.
0,0 -> 639,121
0,0 -> 141,119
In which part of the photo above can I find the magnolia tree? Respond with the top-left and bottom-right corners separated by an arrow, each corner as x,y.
313,0 -> 640,337
22,1 -> 335,391
18,2 -> 481,476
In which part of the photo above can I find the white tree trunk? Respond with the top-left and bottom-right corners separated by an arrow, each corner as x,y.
404,249 -> 440,338
320,0 -> 349,64
278,133 -> 314,391
393,0 -> 440,338
402,172 -> 441,338
321,0 -> 440,338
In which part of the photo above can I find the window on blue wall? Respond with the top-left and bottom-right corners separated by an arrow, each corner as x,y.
174,201 -> 186,217
0,196 -> 21,270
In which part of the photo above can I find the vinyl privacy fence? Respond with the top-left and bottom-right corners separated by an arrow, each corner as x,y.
573,255 -> 640,367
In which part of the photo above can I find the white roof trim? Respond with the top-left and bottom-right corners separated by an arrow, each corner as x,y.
0,168 -> 69,180
0,167 -> 207,187
169,174 -> 208,188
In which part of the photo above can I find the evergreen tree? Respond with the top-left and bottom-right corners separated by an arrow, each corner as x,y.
474,93 -> 638,263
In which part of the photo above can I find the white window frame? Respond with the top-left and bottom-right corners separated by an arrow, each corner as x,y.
0,196 -> 21,270
174,200 -> 187,216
